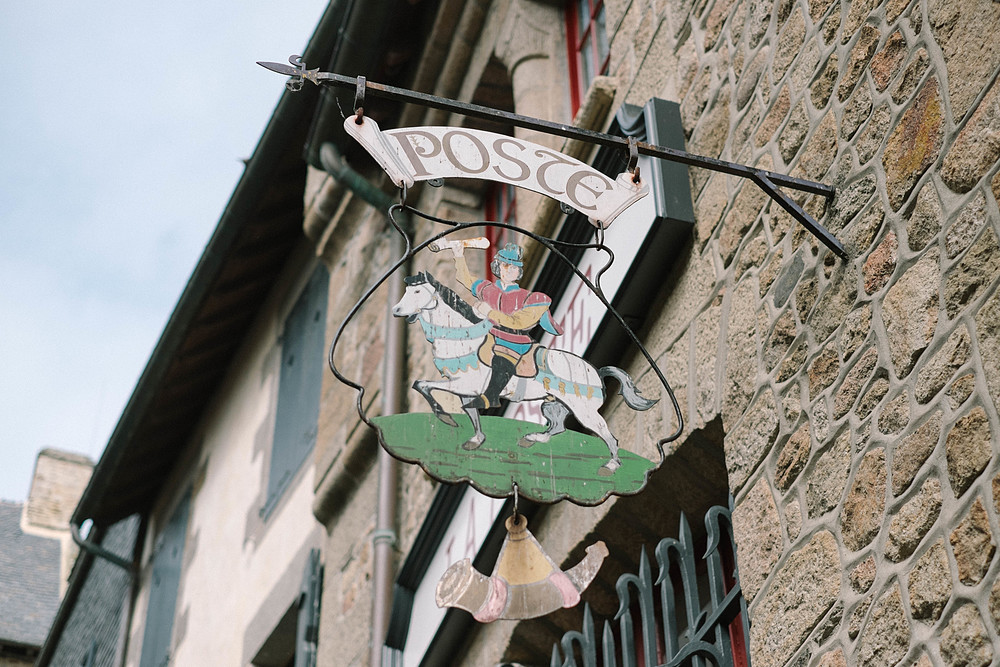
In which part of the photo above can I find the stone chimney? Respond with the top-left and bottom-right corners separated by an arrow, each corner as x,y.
21,449 -> 94,593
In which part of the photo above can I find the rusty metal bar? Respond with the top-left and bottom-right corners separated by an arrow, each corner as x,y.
259,58 -> 848,260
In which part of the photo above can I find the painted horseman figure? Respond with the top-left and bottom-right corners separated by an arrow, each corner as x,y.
451,241 -> 562,410
393,239 -> 657,476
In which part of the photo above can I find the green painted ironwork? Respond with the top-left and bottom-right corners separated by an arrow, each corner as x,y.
372,413 -> 656,505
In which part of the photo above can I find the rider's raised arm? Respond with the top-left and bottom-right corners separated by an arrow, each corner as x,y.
454,254 -> 476,291
485,302 -> 547,330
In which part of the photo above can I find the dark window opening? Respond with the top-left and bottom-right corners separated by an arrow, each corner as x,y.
251,549 -> 322,667
252,604 -> 298,667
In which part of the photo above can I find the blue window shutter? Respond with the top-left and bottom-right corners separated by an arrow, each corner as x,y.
139,490 -> 191,667
265,265 -> 330,516
294,548 -> 322,667
80,639 -> 98,667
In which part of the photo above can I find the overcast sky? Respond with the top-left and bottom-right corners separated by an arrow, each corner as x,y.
0,0 -> 329,502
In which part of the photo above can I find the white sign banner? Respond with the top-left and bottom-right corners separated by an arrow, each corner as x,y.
344,114 -> 648,228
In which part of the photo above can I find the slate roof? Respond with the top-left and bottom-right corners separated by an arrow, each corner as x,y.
0,501 -> 61,648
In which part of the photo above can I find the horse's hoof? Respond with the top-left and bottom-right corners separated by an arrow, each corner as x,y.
436,412 -> 459,427
462,439 -> 484,451
519,432 -> 549,447
598,459 -> 621,476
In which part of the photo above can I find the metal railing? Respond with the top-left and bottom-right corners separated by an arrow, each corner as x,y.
550,505 -> 750,667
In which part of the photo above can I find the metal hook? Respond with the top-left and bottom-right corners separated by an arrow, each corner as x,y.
512,481 -> 520,520
627,136 -> 642,184
354,75 -> 367,122
398,183 -> 408,207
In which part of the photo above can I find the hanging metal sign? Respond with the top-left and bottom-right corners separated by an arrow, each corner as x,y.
262,55 -> 842,625
332,102 -> 670,504
309,79 -> 685,508
331,217 -> 680,508
258,58 -> 846,258
344,115 -> 648,228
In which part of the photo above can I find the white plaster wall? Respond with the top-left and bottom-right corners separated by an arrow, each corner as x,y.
126,244 -> 324,666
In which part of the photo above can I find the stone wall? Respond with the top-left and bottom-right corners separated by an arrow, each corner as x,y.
592,0 -> 1000,664
309,0 -> 1000,664
0,658 -> 32,667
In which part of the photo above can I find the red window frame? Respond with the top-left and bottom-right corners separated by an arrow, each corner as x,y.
565,0 -> 610,115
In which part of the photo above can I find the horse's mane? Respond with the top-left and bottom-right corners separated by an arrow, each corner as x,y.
405,271 -> 483,324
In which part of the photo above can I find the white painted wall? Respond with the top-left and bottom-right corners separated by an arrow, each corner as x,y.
126,245 -> 324,666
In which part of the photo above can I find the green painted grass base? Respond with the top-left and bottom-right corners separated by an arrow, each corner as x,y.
372,413 -> 656,505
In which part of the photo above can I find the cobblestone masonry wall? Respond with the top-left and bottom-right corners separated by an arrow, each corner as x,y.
593,0 -> 1000,664
311,0 -> 1000,663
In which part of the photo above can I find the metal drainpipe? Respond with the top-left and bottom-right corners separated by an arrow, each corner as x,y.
319,143 -> 406,667
372,244 -> 405,667
70,520 -> 140,667
70,521 -> 136,573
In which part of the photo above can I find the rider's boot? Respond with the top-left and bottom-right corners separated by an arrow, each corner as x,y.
466,356 -> 516,410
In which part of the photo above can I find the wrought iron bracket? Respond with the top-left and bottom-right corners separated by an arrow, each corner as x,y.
259,57 -> 848,260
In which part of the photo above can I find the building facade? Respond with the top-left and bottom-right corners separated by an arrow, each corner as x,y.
41,0 -> 1000,665
306,0 -> 1000,665
35,12 -> 339,662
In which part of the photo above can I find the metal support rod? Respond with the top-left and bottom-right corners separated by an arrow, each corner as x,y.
751,171 -> 847,258
259,59 -> 848,260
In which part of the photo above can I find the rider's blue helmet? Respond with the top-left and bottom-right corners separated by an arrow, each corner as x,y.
495,242 -> 523,266
491,242 -> 524,279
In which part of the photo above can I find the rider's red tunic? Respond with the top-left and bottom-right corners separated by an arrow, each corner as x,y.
472,280 -> 563,350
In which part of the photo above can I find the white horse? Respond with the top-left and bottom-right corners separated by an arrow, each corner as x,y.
391,271 -> 656,475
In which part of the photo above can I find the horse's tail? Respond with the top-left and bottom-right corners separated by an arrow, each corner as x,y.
598,366 -> 658,411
